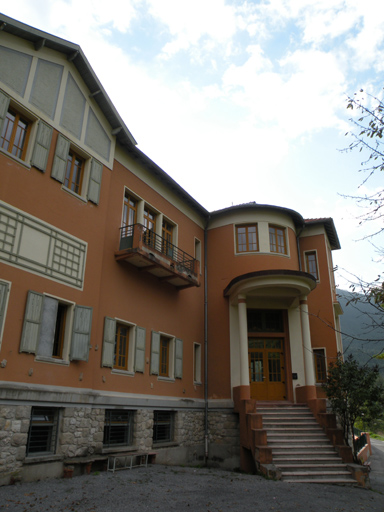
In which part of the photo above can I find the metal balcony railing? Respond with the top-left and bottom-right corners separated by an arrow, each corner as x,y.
119,224 -> 197,276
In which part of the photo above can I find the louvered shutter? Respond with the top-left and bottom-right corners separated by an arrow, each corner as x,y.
150,331 -> 160,375
87,158 -> 103,205
31,121 -> 53,172
175,338 -> 183,379
101,317 -> 116,367
70,305 -> 92,361
20,291 -> 44,353
0,281 -> 10,340
0,91 -> 10,136
134,326 -> 146,373
51,134 -> 70,183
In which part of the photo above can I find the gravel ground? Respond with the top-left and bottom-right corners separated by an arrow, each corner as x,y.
0,465 -> 383,512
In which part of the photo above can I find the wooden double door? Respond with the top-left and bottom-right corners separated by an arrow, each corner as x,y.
249,338 -> 286,401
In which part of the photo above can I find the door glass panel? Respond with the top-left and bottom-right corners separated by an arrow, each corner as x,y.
249,339 -> 264,349
268,352 -> 282,382
250,352 -> 263,382
266,339 -> 282,349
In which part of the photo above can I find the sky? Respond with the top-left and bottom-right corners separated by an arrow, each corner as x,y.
1,0 -> 384,289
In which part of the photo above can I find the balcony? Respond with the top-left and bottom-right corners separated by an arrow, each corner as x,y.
115,224 -> 200,288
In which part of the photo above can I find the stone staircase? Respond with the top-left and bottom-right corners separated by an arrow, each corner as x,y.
257,403 -> 356,484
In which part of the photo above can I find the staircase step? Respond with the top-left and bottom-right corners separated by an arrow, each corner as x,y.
281,470 -> 353,479
277,464 -> 348,471
282,478 -> 356,485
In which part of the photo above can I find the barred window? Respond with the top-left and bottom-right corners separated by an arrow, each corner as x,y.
103,409 -> 133,447
153,411 -> 174,444
26,407 -> 59,456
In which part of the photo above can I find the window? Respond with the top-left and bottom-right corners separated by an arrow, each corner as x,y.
20,291 -> 92,362
64,150 -> 84,194
51,134 -> 102,204
269,225 -> 287,254
143,206 -> 156,247
150,331 -> 183,379
314,348 -> 327,383
102,318 -> 146,373
0,108 -> 31,160
305,251 -> 319,280
114,323 -> 129,370
26,406 -> 59,456
153,411 -> 174,444
162,219 -> 173,257
193,343 -> 202,383
236,225 -> 258,253
123,194 -> 137,232
103,409 -> 133,448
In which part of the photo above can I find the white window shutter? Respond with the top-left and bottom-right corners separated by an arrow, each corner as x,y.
150,331 -> 160,375
31,121 -> 53,172
0,281 -> 10,340
0,90 -> 10,136
20,291 -> 44,353
51,134 -> 70,183
70,305 -> 92,361
175,338 -> 183,379
101,317 -> 116,368
37,296 -> 58,356
134,326 -> 146,373
87,159 -> 103,205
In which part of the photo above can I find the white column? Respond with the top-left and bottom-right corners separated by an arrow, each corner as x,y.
300,298 -> 316,386
238,295 -> 249,386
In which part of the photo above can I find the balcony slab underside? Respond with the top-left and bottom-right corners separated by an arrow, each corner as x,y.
115,247 -> 199,289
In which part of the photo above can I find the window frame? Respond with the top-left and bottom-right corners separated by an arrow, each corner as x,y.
0,107 -> 31,160
20,290 -> 92,364
101,317 -> 146,374
305,250 -> 320,281
150,331 -> 183,380
235,224 -> 259,253
103,409 -> 134,449
64,149 -> 84,195
152,410 -> 175,445
269,225 -> 287,255
313,348 -> 327,383
26,406 -> 59,457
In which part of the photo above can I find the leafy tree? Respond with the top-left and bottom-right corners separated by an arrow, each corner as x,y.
323,354 -> 384,461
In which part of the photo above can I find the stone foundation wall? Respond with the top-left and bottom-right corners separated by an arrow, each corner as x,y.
0,404 -> 241,484
59,407 -> 105,458
0,405 -> 31,481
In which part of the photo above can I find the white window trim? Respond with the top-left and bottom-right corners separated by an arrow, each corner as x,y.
122,187 -> 178,246
0,100 -> 39,168
111,318 -> 136,375
304,249 -> 320,282
158,331 -> 175,381
268,224 -> 289,257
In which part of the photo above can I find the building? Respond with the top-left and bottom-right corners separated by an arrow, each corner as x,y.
0,14 -> 344,484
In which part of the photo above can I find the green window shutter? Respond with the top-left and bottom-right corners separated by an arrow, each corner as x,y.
175,338 -> 183,379
51,133 -> 70,183
0,90 -> 10,136
31,121 -> 53,172
87,158 -> 103,205
70,305 -> 92,361
150,331 -> 160,375
134,326 -> 146,373
101,317 -> 116,368
0,281 -> 10,340
20,291 -> 44,353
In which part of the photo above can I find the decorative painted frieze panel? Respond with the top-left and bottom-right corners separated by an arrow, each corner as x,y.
0,201 -> 87,288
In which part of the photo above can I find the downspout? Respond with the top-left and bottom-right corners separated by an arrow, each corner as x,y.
204,215 -> 210,464
296,225 -> 304,271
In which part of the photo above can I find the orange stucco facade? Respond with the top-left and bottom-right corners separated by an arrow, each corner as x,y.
0,15 -> 343,483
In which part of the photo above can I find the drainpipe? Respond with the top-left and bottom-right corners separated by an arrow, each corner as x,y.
204,216 -> 210,464
296,226 -> 304,271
